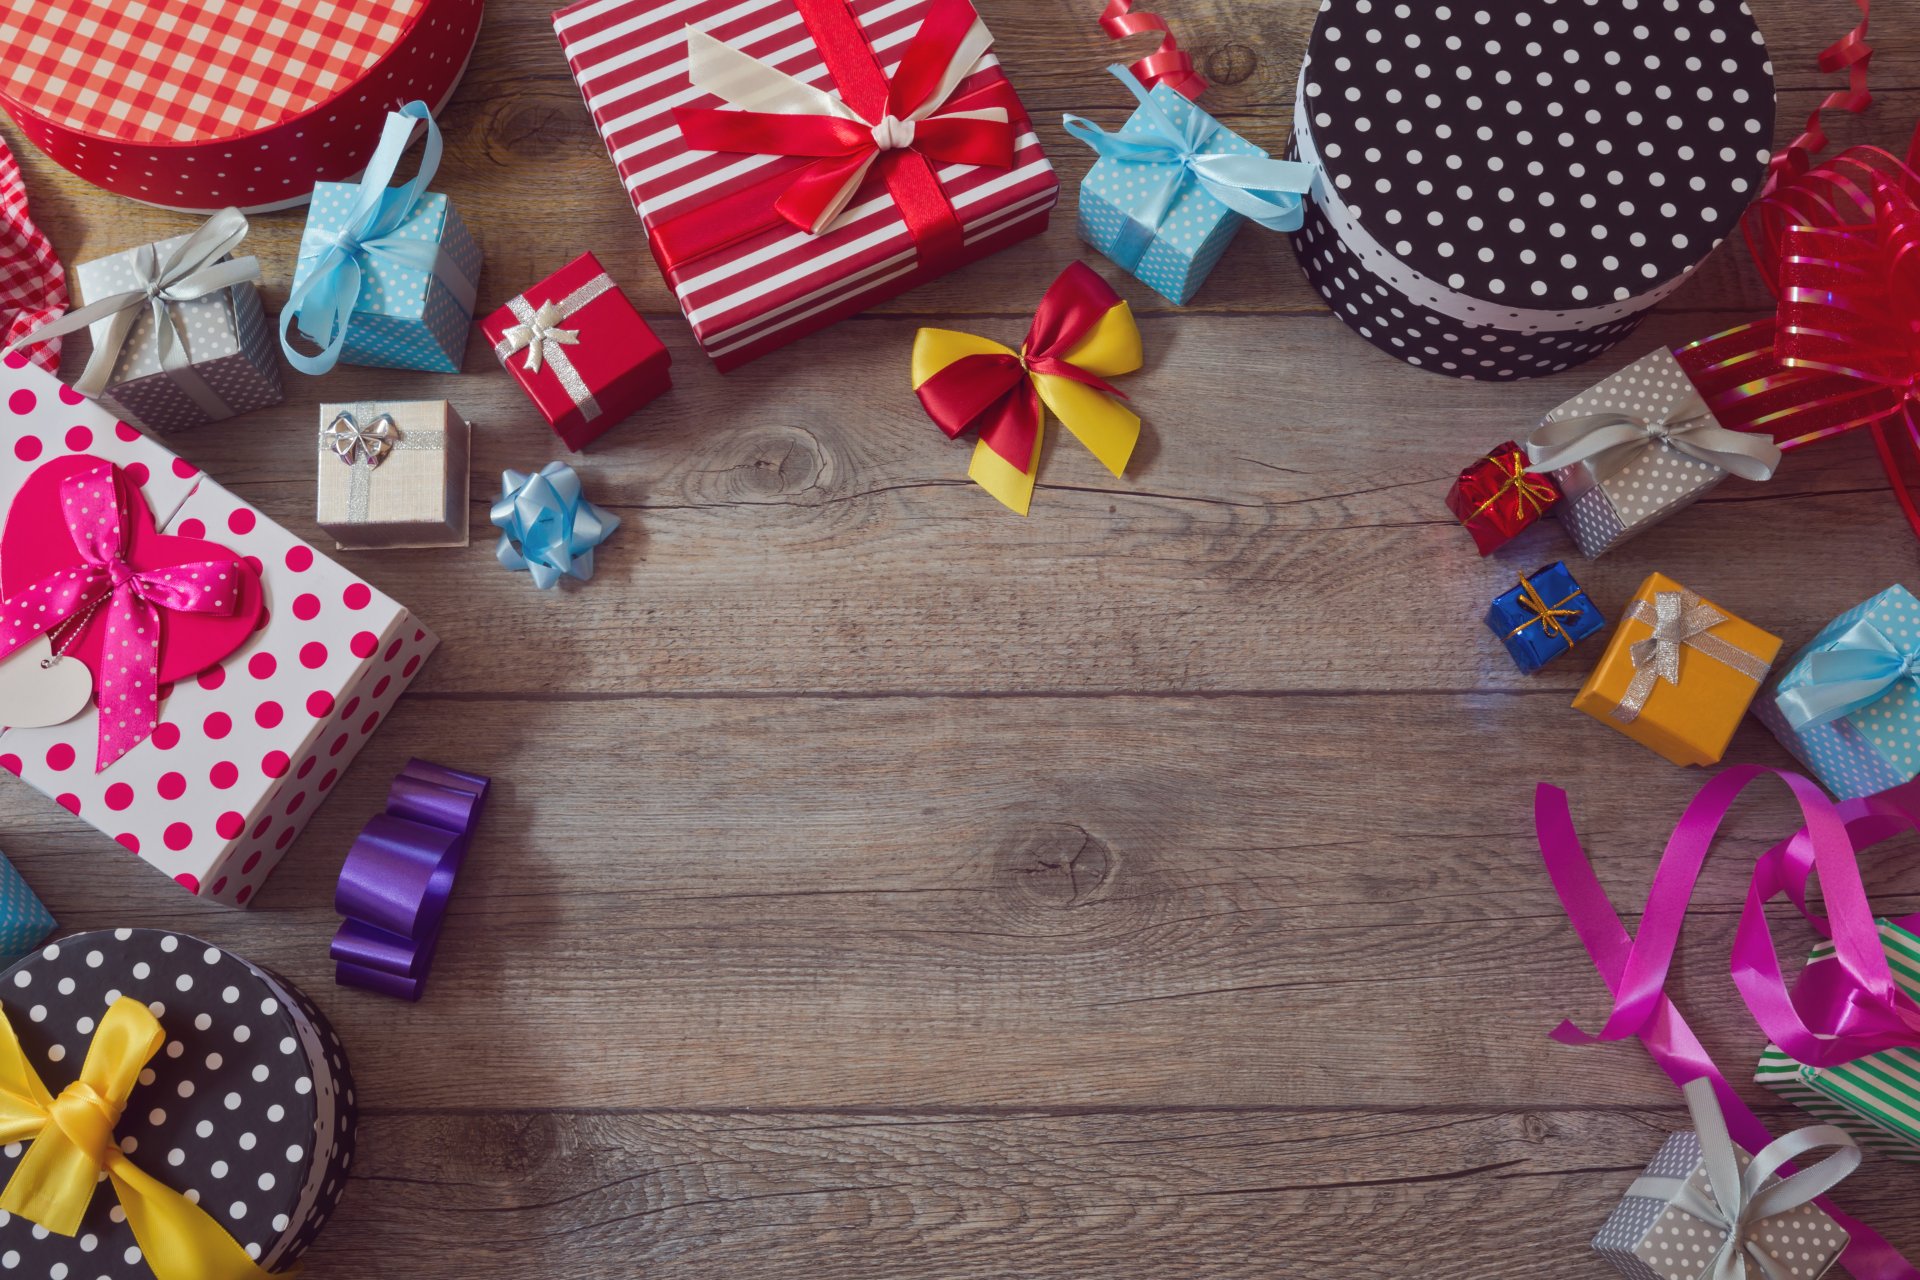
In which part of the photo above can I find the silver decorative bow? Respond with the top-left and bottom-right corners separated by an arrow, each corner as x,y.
321,410 -> 400,469
1626,1079 -> 1859,1280
492,272 -> 619,421
1614,588 -> 1774,724
501,302 -> 580,375
9,207 -> 262,420
1527,388 -> 1783,483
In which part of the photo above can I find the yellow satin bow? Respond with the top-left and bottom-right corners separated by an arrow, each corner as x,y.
910,262 -> 1145,515
0,997 -> 277,1280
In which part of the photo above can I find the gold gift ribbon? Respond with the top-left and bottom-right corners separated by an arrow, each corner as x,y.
1612,588 -> 1774,724
1506,573 -> 1586,651
1467,448 -> 1557,523
0,998 -> 273,1280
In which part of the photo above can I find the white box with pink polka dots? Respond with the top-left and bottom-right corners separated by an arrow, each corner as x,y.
0,355 -> 437,905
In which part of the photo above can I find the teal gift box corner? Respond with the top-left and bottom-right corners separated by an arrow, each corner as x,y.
1756,585 -> 1920,800
1067,67 -> 1309,307
0,851 -> 54,968
289,184 -> 480,374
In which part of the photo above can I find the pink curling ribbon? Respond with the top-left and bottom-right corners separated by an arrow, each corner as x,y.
1537,765 -> 1920,1280
1099,1 -> 1206,103
0,463 -> 244,770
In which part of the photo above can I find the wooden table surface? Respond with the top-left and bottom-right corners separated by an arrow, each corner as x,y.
3,0 -> 1919,1275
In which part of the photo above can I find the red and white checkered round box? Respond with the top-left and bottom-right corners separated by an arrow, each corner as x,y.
0,0 -> 483,212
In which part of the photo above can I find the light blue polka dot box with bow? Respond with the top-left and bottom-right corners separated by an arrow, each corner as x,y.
1756,585 -> 1920,800
281,101 -> 481,377
1066,66 -> 1312,306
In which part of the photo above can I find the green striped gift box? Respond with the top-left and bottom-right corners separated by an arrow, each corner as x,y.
1754,919 -> 1920,1162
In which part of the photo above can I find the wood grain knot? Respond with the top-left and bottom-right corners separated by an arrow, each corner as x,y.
478,94 -> 603,163
1204,43 -> 1260,87
1003,824 -> 1116,908
723,428 -> 831,501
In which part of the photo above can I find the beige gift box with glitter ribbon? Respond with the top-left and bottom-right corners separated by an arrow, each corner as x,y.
316,401 -> 470,551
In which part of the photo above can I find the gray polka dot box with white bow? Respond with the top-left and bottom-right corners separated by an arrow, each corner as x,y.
0,929 -> 355,1277
1289,0 -> 1777,381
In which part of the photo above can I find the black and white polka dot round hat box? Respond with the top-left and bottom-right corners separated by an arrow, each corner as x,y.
1289,0 -> 1775,380
0,930 -> 355,1276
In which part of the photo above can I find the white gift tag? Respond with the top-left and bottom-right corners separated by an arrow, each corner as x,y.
0,635 -> 94,729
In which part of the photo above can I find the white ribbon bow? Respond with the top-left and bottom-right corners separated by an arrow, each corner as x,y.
682,18 -> 1006,234
501,302 -> 580,375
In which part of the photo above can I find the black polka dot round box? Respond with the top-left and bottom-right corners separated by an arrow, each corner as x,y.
0,355 -> 437,908
0,0 -> 481,214
0,929 -> 355,1278
1289,0 -> 1776,381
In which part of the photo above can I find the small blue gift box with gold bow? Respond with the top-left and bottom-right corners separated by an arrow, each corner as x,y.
1757,585 -> 1920,799
1486,562 -> 1606,675
282,101 -> 481,376
1065,66 -> 1311,305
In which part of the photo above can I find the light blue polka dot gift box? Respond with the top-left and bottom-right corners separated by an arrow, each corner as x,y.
1756,585 -> 1920,800
282,101 -> 481,376
1065,65 -> 1311,306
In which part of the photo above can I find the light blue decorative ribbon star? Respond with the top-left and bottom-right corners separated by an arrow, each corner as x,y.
1062,64 -> 1313,271
1776,616 -> 1920,731
490,462 -> 621,590
279,100 -> 450,375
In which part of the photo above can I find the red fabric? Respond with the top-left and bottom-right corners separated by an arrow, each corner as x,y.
0,137 -> 66,374
1099,1 -> 1207,102
915,261 -> 1126,472
1443,442 -> 1560,556
668,0 -> 1013,260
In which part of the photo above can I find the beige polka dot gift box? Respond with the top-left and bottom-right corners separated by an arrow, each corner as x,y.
1525,348 -> 1781,558
1593,1079 -> 1857,1280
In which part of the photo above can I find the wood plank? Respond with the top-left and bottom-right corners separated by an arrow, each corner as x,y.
304,1106 -> 1920,1278
8,694 -> 1914,1111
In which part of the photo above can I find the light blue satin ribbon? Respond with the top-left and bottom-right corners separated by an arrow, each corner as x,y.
490,462 -> 621,590
1062,64 -> 1312,271
1776,615 -> 1920,731
279,100 -> 450,376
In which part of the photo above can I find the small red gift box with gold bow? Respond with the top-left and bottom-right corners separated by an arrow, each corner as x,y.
480,253 -> 671,452
1446,441 -> 1561,555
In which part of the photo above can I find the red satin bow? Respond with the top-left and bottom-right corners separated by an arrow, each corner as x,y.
0,463 -> 243,770
1099,1 -> 1207,102
1761,0 -> 1873,198
915,261 -> 1128,472
672,0 -> 1015,257
1677,131 -> 1920,539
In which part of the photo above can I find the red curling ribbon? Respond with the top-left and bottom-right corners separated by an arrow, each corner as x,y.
663,0 -> 1017,272
1100,1 -> 1206,103
1676,128 -> 1920,541
1761,0 -> 1874,199
915,260 -> 1129,472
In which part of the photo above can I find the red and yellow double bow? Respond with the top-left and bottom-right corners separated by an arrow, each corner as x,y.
910,261 -> 1143,515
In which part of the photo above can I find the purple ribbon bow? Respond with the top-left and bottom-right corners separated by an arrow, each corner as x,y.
331,759 -> 490,1000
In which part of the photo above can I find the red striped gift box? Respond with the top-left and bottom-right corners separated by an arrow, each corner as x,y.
553,0 -> 1059,371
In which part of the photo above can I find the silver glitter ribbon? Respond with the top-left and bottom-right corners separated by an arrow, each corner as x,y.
492,272 -> 617,422
1624,1079 -> 1858,1280
11,207 -> 261,420
1612,588 -> 1775,724
1527,388 -> 1782,483
320,404 -> 445,525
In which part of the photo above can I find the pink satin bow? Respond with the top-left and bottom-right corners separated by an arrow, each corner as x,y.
1537,765 -> 1920,1280
0,463 -> 244,770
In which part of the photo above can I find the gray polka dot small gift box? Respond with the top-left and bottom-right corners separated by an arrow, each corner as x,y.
316,401 -> 471,551
1593,1078 -> 1856,1280
15,208 -> 283,435
1754,586 -> 1920,801
0,929 -> 355,1279
1288,1 -> 1774,381
1526,349 -> 1782,558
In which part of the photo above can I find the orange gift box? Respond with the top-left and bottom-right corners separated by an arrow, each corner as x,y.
1573,572 -> 1782,766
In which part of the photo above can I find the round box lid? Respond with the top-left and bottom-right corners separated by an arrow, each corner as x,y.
1297,0 -> 1774,314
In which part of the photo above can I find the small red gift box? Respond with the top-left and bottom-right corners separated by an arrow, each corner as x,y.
1446,441 -> 1561,555
480,253 -> 671,452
